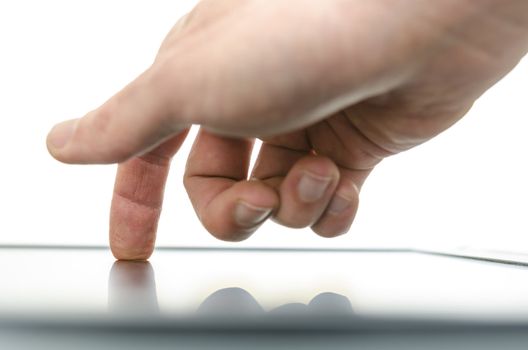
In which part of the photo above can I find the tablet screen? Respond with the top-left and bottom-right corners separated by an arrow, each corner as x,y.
2,246 -> 528,323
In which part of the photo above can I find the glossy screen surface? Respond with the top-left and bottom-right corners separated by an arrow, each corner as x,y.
2,247 -> 528,322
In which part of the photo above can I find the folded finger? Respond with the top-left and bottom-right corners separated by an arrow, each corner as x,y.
184,129 -> 278,241
310,167 -> 371,238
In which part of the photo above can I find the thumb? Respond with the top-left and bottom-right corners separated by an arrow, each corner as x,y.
46,67 -> 188,164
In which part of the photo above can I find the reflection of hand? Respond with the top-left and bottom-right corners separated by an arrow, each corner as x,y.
46,1 -> 528,259
198,288 -> 353,316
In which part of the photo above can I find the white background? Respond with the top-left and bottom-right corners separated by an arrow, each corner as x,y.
0,0 -> 527,251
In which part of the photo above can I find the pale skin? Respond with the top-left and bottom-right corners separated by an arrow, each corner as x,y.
46,0 -> 528,260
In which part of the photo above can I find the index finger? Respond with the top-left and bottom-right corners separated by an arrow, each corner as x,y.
110,131 -> 188,260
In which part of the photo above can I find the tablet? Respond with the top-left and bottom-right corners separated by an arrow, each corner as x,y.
2,246 -> 528,349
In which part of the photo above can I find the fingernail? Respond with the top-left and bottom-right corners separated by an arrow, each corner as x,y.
48,119 -> 77,149
327,194 -> 352,215
298,172 -> 332,203
234,201 -> 272,228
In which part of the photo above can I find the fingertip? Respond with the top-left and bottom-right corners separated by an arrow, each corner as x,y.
292,156 -> 340,206
272,155 -> 340,229
201,180 -> 279,242
233,201 -> 273,230
311,180 -> 360,238
110,229 -> 156,261
46,118 -> 79,163
297,171 -> 334,204
111,245 -> 154,261
311,206 -> 357,238
109,193 -> 161,262
110,217 -> 157,261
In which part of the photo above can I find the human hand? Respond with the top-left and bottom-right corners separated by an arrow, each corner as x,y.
46,0 -> 528,259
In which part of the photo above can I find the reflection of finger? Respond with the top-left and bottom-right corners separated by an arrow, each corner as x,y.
108,261 -> 159,315
308,292 -> 354,314
272,156 -> 340,229
184,129 -> 278,241
311,168 -> 370,238
270,303 -> 310,314
110,132 -> 188,260
197,287 -> 263,315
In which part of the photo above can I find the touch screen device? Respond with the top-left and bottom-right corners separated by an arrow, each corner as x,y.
2,246 -> 528,349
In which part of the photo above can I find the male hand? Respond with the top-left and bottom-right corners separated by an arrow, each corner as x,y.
47,0 -> 528,260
